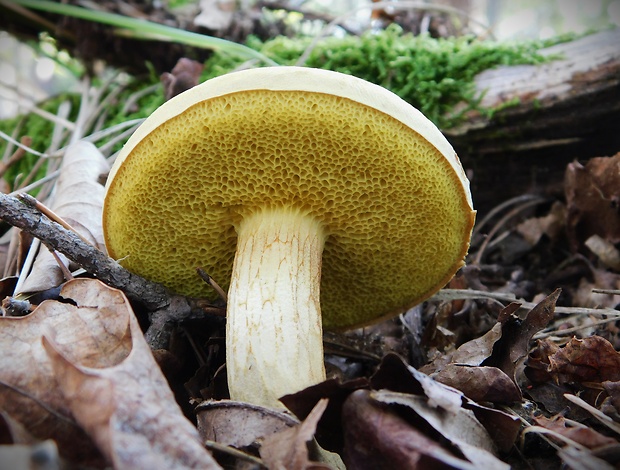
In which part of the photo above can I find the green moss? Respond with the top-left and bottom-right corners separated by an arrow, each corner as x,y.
204,25 -> 561,129
2,26 -> 576,188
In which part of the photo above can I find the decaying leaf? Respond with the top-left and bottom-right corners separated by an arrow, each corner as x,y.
565,152 -> 620,250
0,283 -> 107,466
18,141 -> 109,294
280,377 -> 369,453
373,389 -> 509,469
433,365 -> 521,404
0,278 -> 220,469
342,389 -> 487,470
424,293 -> 557,407
534,336 -> 620,385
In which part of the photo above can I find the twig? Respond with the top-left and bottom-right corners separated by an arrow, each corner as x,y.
0,136 -> 32,178
0,192 -> 168,309
433,288 -> 620,318
471,197 -> 548,265
204,440 -> 266,467
0,192 -> 224,348
533,316 -> 620,339
472,194 -> 545,238
196,268 -> 228,304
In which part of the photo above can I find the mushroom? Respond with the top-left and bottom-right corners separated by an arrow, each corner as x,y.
102,66 -> 475,408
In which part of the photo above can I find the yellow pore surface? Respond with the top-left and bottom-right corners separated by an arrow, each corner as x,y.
103,89 -> 475,330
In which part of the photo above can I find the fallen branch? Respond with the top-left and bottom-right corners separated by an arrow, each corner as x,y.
0,192 -> 224,348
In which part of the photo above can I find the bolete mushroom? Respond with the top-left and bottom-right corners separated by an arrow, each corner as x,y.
102,66 -> 475,408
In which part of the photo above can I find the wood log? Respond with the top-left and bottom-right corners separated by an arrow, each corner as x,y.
447,29 -> 620,211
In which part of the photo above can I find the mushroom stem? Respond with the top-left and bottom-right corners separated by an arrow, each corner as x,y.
227,207 -> 327,408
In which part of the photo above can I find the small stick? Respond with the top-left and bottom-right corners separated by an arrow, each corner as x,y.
0,191 -> 168,309
204,441 -> 266,467
196,268 -> 228,303
49,249 -> 74,281
0,192 -> 224,349
0,136 -> 32,178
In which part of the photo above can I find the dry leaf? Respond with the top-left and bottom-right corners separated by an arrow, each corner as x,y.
484,289 -> 559,382
585,234 -> 620,270
548,336 -> 620,384
0,281 -> 108,466
516,201 -> 566,246
279,377 -> 369,453
371,354 -> 520,453
342,389 -> 479,470
196,400 -> 299,449
433,365 -> 522,404
452,322 -> 504,365
39,279 -> 220,469
260,399 -> 331,470
374,389 -> 509,469
565,153 -> 620,250
533,415 -> 618,449
19,141 -> 109,294
0,278 -> 220,469
527,336 -> 620,386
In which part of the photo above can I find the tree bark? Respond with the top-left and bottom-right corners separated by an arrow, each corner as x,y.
447,29 -> 620,211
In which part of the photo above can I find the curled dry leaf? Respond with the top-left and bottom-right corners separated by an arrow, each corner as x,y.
0,283 -> 107,466
484,289 -> 559,383
372,389 -> 510,469
196,399 -> 299,449
371,354 -> 520,453
196,398 -> 341,469
19,141 -> 109,294
260,398 -> 332,470
0,278 -> 220,469
425,320 -> 522,404
342,389 -> 480,470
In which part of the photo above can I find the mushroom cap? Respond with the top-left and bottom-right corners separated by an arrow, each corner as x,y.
103,66 -> 475,330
